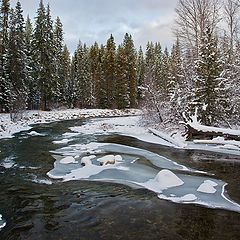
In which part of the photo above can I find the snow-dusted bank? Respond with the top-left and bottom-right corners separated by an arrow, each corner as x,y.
66,115 -> 240,156
0,108 -> 141,139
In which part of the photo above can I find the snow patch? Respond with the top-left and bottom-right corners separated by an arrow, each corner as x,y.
27,131 -> 45,136
53,139 -> 73,144
159,193 -> 197,203
140,170 -> 184,193
197,180 -> 217,194
60,156 -> 78,164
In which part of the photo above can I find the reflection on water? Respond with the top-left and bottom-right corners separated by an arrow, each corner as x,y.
0,119 -> 240,240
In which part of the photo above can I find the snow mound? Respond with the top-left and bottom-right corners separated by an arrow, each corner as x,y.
80,155 -> 96,166
97,155 -> 115,165
197,180 -> 217,194
60,156 -> 77,164
154,170 -> 184,189
159,193 -> 197,202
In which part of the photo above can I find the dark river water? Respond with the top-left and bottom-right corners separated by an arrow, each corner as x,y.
0,119 -> 240,240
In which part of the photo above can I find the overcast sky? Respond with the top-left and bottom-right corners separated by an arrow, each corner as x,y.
12,0 -> 178,53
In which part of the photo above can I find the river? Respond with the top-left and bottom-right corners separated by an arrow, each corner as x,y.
0,118 -> 240,240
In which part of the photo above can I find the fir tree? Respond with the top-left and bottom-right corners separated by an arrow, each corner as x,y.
103,34 -> 116,108
54,16 -> 64,105
61,45 -> 71,108
0,0 -> 11,112
194,28 -> 227,125
136,46 -> 145,100
6,1 -> 28,118
122,33 -> 137,108
25,15 -> 38,109
115,44 -> 129,109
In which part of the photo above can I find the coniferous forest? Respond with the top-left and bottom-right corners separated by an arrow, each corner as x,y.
0,0 -> 240,127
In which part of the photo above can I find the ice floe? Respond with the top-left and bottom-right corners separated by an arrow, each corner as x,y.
60,156 -> 78,164
197,180 -> 218,194
47,141 -> 240,213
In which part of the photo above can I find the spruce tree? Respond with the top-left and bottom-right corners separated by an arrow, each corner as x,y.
115,44 -> 129,109
25,15 -> 38,109
0,0 -> 11,112
54,16 -> 64,105
6,1 -> 28,118
122,33 -> 137,108
194,28 -> 227,125
136,46 -> 145,100
103,34 -> 116,108
61,45 -> 71,108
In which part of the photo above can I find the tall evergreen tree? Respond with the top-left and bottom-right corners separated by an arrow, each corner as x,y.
122,33 -> 137,108
25,15 -> 37,109
61,45 -> 71,107
103,34 -> 116,108
0,0 -> 11,112
136,46 -> 145,100
54,16 -> 64,104
115,44 -> 129,109
6,1 -> 28,118
194,28 -> 227,125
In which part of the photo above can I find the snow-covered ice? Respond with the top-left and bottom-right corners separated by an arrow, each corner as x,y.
197,180 -> 218,194
140,170 -> 184,193
47,141 -> 240,213
60,156 -> 77,164
0,108 -> 141,139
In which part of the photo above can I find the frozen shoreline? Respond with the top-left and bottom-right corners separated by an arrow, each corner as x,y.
0,108 -> 141,139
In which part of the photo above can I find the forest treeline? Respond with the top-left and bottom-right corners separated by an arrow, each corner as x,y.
0,0 -> 240,127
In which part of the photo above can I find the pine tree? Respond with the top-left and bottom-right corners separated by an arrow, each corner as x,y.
194,28 -> 227,125
6,1 -> 28,119
32,1 -> 56,110
103,34 -> 116,108
54,16 -> 64,105
25,15 -> 38,109
89,42 -> 100,107
115,44 -> 129,109
61,45 -> 71,108
96,44 -> 105,108
0,0 -> 11,112
122,33 -> 137,108
136,46 -> 145,100
74,42 -> 91,108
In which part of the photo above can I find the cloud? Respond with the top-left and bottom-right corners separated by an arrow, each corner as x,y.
10,0 -> 178,53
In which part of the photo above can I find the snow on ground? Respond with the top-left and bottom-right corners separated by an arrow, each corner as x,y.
0,108 -> 141,139
69,116 -> 175,147
68,115 -> 240,156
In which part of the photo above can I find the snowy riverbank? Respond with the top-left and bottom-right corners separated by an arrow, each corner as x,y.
0,109 -> 141,139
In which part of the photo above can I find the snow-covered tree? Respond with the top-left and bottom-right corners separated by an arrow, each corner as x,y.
122,33 -> 137,108
194,28 -> 228,125
6,1 -> 28,119
0,0 -> 11,112
102,34 -> 116,108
